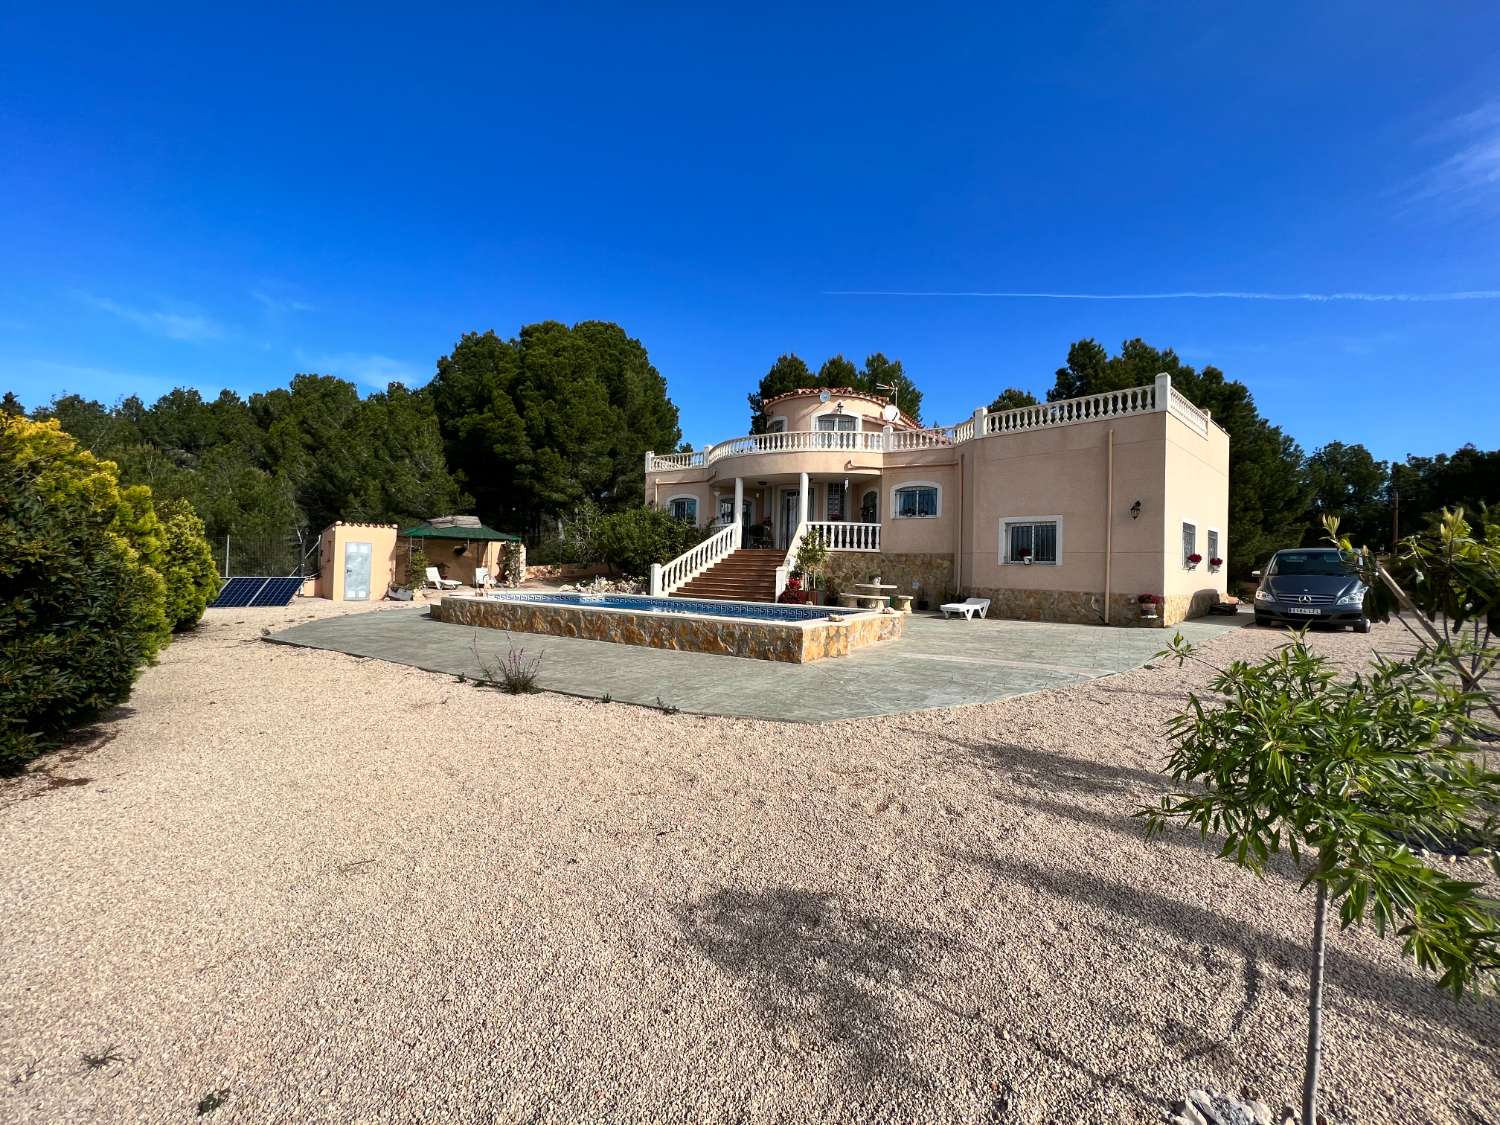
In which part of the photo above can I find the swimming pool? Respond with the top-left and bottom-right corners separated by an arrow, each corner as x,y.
431,591 -> 904,663
477,591 -> 834,623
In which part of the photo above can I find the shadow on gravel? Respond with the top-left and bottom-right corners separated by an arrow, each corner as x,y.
916,732 -> 1168,794
678,886 -> 935,1084
953,850 -> 1499,1061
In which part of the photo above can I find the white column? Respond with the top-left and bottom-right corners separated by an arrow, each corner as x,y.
1154,371 -> 1172,408
797,472 -> 809,527
733,477 -> 744,547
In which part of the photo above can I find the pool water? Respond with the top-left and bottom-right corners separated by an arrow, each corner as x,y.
484,591 -> 833,623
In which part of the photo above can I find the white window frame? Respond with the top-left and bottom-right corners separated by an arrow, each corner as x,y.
765,416 -> 787,434
1182,521 -> 1197,567
1206,528 -> 1221,565
890,481 -> 942,519
666,495 -> 699,524
999,515 -> 1064,566
814,412 -> 858,432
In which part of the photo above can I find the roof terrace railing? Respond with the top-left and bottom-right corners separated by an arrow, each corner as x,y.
645,373 -> 1212,472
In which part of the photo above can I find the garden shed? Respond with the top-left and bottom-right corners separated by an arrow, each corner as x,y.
315,522 -> 400,602
399,515 -> 524,587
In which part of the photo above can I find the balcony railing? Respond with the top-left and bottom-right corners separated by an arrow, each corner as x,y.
645,373 -> 1212,472
805,521 -> 880,552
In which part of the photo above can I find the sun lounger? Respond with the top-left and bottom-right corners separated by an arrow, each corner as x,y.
941,597 -> 990,620
425,566 -> 461,591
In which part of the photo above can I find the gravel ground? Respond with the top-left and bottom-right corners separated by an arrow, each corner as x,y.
1,603 -> 1496,1125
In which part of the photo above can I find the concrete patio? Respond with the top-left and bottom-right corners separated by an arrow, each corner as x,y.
268,606 -> 1243,721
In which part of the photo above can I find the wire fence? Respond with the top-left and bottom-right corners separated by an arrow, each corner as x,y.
219,531 -> 319,578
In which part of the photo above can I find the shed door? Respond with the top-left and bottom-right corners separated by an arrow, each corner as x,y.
344,541 -> 372,601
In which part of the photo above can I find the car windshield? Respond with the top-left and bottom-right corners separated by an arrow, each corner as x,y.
1267,550 -> 1356,577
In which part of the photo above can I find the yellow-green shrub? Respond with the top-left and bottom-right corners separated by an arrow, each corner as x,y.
0,417 -> 173,770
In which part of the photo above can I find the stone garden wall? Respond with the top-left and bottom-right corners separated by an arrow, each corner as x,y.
820,552 -> 955,611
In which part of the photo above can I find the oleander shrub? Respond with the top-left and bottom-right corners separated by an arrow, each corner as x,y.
158,499 -> 220,631
0,417 -> 169,771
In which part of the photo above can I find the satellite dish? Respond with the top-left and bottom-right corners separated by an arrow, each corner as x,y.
880,403 -> 899,422
818,389 -> 831,403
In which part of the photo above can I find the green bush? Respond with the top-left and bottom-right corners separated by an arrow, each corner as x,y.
0,417 -> 169,771
595,505 -> 707,578
158,499 -> 220,631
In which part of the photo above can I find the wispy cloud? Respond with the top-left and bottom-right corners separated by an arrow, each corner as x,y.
1409,99 -> 1500,211
824,289 -> 1500,302
251,288 -> 315,315
78,293 -> 225,341
297,350 -> 422,388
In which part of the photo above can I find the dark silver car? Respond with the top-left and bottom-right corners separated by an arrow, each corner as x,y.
1252,548 -> 1370,632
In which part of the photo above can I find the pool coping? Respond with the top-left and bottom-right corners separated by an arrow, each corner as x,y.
433,592 -> 904,662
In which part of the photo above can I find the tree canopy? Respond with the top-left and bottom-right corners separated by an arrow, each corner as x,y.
427,321 -> 682,535
26,377 -> 463,544
747,352 -> 924,431
988,387 -> 1039,412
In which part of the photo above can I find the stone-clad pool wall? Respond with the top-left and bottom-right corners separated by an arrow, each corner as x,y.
433,596 -> 905,663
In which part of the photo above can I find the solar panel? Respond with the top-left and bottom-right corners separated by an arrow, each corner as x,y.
208,576 -> 304,609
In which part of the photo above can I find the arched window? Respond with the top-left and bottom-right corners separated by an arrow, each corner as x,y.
765,416 -> 787,433
860,489 -> 878,523
666,495 -> 698,524
891,482 -> 940,518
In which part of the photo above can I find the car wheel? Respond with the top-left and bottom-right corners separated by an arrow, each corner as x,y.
1255,615 -> 1272,627
1353,618 -> 1371,634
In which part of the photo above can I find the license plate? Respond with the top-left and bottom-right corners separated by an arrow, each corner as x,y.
1289,607 -> 1322,615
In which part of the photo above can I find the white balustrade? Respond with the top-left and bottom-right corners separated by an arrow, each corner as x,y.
647,376 -> 1214,481
647,450 -> 706,471
705,429 -> 885,464
803,521 -> 880,552
1166,388 -> 1210,437
984,384 -> 1158,435
650,522 -> 739,596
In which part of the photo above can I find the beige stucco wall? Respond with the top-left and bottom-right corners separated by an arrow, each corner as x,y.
765,392 -> 893,433
879,463 -> 958,556
1163,412 -> 1231,616
961,411 -> 1168,602
406,537 -> 505,586
315,522 -> 398,602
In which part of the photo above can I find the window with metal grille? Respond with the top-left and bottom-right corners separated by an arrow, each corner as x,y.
893,485 -> 939,518
1182,522 -> 1197,565
1005,520 -> 1059,564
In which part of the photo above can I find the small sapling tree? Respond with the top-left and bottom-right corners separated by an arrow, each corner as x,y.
1140,632 -> 1500,1125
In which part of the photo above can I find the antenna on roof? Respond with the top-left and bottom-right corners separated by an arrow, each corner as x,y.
876,382 -> 900,412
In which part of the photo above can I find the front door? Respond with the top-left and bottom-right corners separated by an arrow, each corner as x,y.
779,489 -> 799,548
344,541 -> 372,601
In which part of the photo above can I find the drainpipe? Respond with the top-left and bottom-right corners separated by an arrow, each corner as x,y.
1104,428 -> 1115,624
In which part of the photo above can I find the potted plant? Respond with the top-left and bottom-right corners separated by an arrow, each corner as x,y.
1186,552 -> 1203,570
1018,546 -> 1033,565
778,576 -> 808,605
795,529 -> 829,603
1208,556 -> 1223,571
1138,593 -> 1163,620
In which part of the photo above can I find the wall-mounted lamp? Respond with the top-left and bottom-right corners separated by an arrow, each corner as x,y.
1130,500 -> 1142,520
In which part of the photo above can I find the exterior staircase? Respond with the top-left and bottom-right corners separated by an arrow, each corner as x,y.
672,548 -> 783,603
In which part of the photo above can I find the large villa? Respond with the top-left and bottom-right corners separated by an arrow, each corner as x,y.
643,373 -> 1229,626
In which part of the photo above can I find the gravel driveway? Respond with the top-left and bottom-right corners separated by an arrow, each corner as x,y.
2,603 -> 1496,1124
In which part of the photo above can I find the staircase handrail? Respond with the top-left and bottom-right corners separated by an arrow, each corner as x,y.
773,521 -> 809,600
649,522 -> 740,596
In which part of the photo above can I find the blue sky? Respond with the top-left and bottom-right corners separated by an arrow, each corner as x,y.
2,2 -> 1497,463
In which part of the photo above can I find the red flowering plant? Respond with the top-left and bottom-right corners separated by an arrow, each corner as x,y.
1138,593 -> 1164,606
1186,552 -> 1203,566
1209,557 -> 1224,568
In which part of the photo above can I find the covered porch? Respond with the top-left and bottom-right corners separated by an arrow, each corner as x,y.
708,471 -> 883,552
